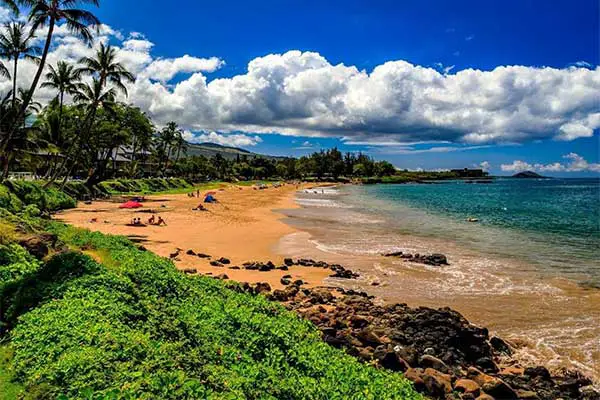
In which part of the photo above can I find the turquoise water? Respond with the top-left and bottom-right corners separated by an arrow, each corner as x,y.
343,178 -> 600,285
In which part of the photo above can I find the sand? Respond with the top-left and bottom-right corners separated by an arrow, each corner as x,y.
56,183 -> 333,290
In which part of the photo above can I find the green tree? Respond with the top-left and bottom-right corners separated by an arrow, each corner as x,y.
0,22 -> 41,108
15,0 -> 100,132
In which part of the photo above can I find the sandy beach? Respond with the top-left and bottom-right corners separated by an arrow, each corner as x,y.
56,183 -> 333,290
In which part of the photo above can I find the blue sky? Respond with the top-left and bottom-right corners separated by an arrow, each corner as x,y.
90,1 -> 598,174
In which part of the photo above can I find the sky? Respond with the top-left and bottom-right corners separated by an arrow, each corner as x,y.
2,0 -> 599,175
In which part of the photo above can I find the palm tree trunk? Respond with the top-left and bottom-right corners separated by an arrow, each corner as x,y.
12,57 -> 17,108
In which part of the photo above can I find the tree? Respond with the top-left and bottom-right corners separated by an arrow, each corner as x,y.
41,61 -> 81,127
77,42 -> 135,95
0,22 -> 41,108
14,0 -> 100,133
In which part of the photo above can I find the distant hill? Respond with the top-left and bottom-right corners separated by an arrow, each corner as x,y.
512,171 -> 546,179
184,142 -> 284,161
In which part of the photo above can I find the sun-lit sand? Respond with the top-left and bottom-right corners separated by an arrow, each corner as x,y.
56,183 -> 333,289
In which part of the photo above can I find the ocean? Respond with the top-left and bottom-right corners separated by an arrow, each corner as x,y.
278,178 -> 600,382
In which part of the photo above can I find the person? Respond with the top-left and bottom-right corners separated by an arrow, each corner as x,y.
148,215 -> 156,225
193,204 -> 207,211
157,216 -> 167,226
196,189 -> 200,198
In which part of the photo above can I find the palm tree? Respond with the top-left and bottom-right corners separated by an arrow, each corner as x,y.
0,22 -> 41,107
15,0 -> 100,130
173,129 -> 188,163
41,61 -> 81,126
78,43 -> 135,94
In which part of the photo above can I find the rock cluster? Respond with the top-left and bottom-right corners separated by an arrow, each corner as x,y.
384,251 -> 449,267
231,281 -> 598,400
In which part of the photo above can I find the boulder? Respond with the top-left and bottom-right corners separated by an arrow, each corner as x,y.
19,235 -> 54,259
454,379 -> 481,396
516,390 -> 540,399
404,368 -> 426,393
254,282 -> 271,295
419,354 -> 450,373
209,260 -> 223,267
215,274 -> 229,280
373,346 -> 409,372
524,366 -> 551,380
422,368 -> 452,397
490,336 -> 513,355
197,253 -> 211,258
217,257 -> 231,265
284,258 -> 294,266
183,268 -> 197,274
186,249 -> 196,256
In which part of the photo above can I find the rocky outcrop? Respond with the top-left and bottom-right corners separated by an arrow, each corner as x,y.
229,280 -> 597,400
383,251 -> 449,267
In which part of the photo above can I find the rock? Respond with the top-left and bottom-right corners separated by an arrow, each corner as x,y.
282,274 -> 292,279
259,263 -> 273,271
271,289 -> 289,301
429,253 -> 449,265
490,336 -> 513,355
215,274 -> 229,280
183,268 -> 197,274
350,314 -> 370,329
475,357 -> 498,373
254,282 -> 271,295
481,378 -> 517,399
229,266 -> 241,270
423,347 -> 436,356
284,258 -> 294,266
292,279 -> 304,287
524,366 -> 551,380
277,265 -> 289,271
419,354 -> 450,373
280,278 -> 291,286
19,235 -> 53,259
454,379 -> 481,396
373,346 -> 409,372
383,251 -> 403,257
197,253 -> 211,258
209,260 -> 223,267
404,368 -> 426,392
186,249 -> 196,256
422,368 -> 452,396
308,288 -> 334,304
356,328 -> 383,346
358,347 -> 374,361
217,257 -> 231,265
516,390 -> 540,399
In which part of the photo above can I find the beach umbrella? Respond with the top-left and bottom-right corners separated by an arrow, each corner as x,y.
119,200 -> 143,209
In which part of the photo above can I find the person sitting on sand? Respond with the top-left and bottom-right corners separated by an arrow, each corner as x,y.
192,204 -> 208,211
148,215 -> 156,225
156,216 -> 166,226
90,218 -> 98,223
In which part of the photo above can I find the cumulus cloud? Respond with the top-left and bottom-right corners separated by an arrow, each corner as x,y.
1,8 -> 599,147
501,153 -> 600,173
479,161 -> 491,171
186,131 -> 263,147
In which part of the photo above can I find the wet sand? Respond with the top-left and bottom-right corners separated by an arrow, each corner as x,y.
56,183 -> 332,290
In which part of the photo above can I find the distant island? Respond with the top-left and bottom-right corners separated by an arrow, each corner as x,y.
512,171 -> 546,178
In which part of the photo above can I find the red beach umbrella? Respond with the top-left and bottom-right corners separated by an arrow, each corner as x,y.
119,200 -> 143,209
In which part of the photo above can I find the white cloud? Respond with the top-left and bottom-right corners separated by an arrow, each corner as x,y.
572,61 -> 592,68
142,55 -> 224,82
479,161 -> 491,171
465,35 -> 475,41
501,160 -> 535,172
501,153 -> 600,173
186,131 -> 263,147
1,7 -> 599,148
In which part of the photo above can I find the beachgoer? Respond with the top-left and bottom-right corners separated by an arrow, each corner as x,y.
197,189 -> 200,198
157,216 -> 166,226
148,215 -> 156,225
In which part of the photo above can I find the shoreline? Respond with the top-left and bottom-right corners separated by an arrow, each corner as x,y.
56,182 -> 599,398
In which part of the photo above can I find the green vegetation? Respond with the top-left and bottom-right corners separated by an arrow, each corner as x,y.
0,181 -> 422,399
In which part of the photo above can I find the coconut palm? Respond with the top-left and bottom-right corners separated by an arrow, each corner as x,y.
41,61 -> 81,125
173,129 -> 188,163
15,0 -> 100,126
77,42 -> 135,95
0,22 -> 41,107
